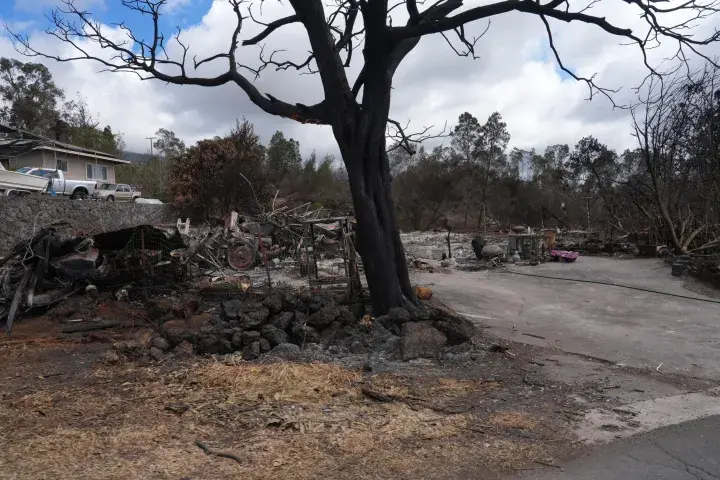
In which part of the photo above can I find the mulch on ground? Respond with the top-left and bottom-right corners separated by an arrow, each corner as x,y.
0,319 -> 582,480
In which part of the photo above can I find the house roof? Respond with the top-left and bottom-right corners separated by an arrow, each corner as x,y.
0,123 -> 130,164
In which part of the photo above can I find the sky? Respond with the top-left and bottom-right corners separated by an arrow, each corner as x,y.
1,0 -> 719,158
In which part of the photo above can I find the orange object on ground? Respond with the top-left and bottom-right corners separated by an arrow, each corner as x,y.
415,286 -> 433,300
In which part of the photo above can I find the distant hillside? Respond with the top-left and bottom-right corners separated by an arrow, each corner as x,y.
122,151 -> 154,164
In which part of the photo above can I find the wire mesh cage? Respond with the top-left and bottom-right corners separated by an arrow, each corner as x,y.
301,217 -> 361,295
95,225 -> 188,289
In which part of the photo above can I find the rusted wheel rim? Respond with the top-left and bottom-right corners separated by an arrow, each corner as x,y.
228,244 -> 255,271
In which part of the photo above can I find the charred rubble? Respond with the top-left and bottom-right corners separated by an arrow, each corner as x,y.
0,207 -> 356,334
0,224 -> 187,333
147,292 -> 476,362
0,217 -> 477,362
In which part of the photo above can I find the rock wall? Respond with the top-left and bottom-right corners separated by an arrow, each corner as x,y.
0,196 -> 175,253
157,292 -> 401,361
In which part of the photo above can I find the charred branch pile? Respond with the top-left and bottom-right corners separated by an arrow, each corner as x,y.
0,227 -> 96,333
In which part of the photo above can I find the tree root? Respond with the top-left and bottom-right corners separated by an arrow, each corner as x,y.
361,385 -> 472,414
360,387 -> 396,403
195,440 -> 242,464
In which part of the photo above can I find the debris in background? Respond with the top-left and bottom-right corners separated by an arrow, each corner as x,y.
481,244 -> 503,258
550,250 -> 579,263
177,217 -> 191,235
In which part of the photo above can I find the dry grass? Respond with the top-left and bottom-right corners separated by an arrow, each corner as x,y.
0,355 -> 562,480
196,362 -> 362,403
364,373 -> 495,400
489,411 -> 539,430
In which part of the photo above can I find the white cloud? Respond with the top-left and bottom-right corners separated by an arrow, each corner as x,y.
164,0 -> 194,14
3,0 -> 720,160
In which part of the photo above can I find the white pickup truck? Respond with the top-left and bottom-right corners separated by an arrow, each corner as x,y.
0,164 -> 51,196
15,168 -> 97,199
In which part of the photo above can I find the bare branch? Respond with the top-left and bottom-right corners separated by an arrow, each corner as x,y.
4,0 -> 331,125
387,118 -> 448,154
388,0 -> 720,111
439,21 -> 490,59
352,66 -> 365,97
392,1 -> 637,39
242,14 -> 300,46
539,14 -> 621,107
257,45 -> 317,74
407,0 -> 421,20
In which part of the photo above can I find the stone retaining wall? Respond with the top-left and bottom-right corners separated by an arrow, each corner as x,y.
0,196 -> 174,253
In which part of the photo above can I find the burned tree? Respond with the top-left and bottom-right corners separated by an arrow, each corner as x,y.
631,67 -> 720,251
9,0 -> 720,313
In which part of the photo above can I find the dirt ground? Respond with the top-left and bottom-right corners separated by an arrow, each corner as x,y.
0,313 -> 598,480
2,276 -> 716,479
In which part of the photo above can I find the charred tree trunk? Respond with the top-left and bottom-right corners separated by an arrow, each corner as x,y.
333,28 -> 417,315
341,136 -> 416,314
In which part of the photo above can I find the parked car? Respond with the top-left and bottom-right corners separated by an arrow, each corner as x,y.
16,168 -> 97,200
91,183 -> 142,202
0,165 -> 51,196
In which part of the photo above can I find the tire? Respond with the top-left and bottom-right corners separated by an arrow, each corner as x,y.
70,190 -> 88,200
106,195 -> 115,203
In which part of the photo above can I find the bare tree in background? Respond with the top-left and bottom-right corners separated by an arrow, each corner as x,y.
8,0 -> 720,313
632,67 -> 720,251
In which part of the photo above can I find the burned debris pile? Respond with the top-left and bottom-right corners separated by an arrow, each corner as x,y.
0,205 -> 359,334
178,208 -> 361,295
1,215 -> 476,363
0,224 -> 187,333
668,245 -> 720,286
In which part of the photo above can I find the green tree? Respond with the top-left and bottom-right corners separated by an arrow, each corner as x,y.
303,150 -> 317,175
0,58 -> 64,134
59,93 -> 124,155
475,112 -> 510,230
266,131 -> 302,180
449,111 -> 510,230
169,119 -> 270,218
154,128 -> 185,158
393,145 -> 462,230
450,112 -> 482,164
450,112 -> 482,228
116,158 -> 169,200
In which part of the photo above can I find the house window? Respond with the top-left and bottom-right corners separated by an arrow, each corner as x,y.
86,164 -> 108,181
56,159 -> 68,172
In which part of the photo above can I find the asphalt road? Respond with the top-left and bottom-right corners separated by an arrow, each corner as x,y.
518,415 -> 720,479
416,257 -> 720,380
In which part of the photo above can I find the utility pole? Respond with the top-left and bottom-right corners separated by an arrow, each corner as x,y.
146,136 -> 156,157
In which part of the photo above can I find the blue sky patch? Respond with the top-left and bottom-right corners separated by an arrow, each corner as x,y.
2,0 -> 211,46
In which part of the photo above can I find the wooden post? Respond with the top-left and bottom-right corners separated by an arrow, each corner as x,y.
259,233 -> 272,290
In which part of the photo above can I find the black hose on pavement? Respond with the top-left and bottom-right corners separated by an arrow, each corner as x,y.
496,264 -> 720,305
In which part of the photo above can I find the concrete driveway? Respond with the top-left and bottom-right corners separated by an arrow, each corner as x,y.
416,257 -> 720,380
518,415 -> 720,480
